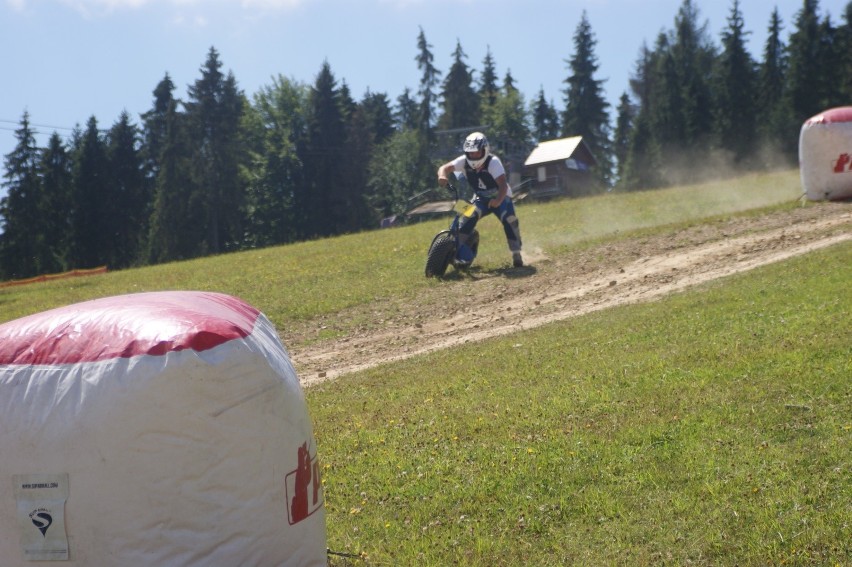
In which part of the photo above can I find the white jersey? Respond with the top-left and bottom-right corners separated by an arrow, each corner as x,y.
451,154 -> 514,197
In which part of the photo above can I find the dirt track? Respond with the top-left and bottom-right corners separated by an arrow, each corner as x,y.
286,202 -> 851,386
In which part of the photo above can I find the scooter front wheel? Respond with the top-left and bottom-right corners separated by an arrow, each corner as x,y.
425,232 -> 456,278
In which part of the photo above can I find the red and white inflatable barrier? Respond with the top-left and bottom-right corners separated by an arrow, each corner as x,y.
0,292 -> 326,565
799,106 -> 852,201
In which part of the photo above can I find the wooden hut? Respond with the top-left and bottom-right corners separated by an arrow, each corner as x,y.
522,136 -> 598,199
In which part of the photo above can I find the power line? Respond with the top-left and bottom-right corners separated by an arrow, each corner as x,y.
0,119 -> 78,132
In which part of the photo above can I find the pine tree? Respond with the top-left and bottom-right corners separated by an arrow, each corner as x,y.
394,88 -> 420,131
757,8 -> 795,161
632,1 -> 717,186
298,61 -> 347,238
502,70 -> 517,95
479,47 -> 499,110
415,27 -> 441,135
669,0 -> 716,152
612,92 -> 635,183
140,73 -> 177,180
622,36 -> 668,190
621,110 -> 663,190
147,100 -> 198,263
339,103 -> 374,232
0,113 -> 42,278
839,3 -> 852,100
561,11 -> 613,185
628,42 -> 658,109
713,0 -> 758,165
531,87 -> 560,142
38,133 -> 72,273
360,90 -> 396,145
185,46 -> 246,254
338,80 -> 357,121
105,111 -> 147,267
786,0 -> 823,122
438,40 -> 480,130
68,116 -> 110,269
815,13 -> 843,109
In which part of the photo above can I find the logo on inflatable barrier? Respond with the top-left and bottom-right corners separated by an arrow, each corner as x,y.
833,153 -> 852,173
29,509 -> 53,537
286,441 -> 323,525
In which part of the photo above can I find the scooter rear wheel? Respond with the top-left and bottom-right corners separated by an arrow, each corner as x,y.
425,233 -> 456,277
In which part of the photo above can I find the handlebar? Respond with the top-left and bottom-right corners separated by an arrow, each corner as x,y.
444,181 -> 458,200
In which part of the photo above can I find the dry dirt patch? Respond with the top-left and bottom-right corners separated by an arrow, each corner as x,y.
285,203 -> 851,386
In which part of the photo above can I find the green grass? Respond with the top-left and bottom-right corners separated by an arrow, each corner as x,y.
313,243 -> 850,566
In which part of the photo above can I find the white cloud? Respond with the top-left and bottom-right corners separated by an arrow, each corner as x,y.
240,0 -> 304,8
13,0 -> 307,16
6,0 -> 27,12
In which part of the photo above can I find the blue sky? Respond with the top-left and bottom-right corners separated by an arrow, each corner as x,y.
1,0 -> 846,161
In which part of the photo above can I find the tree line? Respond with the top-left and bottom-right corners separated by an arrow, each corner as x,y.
2,0 -> 849,280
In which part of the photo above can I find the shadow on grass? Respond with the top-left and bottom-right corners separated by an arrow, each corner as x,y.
440,264 -> 537,281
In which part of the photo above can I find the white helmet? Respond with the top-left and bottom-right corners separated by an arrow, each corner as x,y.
463,131 -> 490,169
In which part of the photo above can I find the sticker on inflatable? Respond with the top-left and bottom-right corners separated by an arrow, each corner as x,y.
285,441 -> 324,525
13,474 -> 69,561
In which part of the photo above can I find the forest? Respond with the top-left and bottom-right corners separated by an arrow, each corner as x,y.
1,0 -> 850,280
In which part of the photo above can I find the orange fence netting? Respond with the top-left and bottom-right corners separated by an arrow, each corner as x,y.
0,266 -> 108,289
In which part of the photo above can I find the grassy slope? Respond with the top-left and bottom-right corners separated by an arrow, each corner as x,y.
314,243 -> 850,566
2,169 -> 848,565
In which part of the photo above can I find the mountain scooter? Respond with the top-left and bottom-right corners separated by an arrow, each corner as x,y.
423,182 -> 480,278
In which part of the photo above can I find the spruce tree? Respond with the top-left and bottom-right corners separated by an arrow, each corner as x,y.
438,40 -> 480,130
39,133 -> 72,273
531,87 -> 560,142
669,0 -> 716,153
786,0 -> 823,122
339,103 -> 374,232
839,3 -> 852,100
394,88 -> 420,131
140,73 -> 177,180
815,13 -> 843,109
0,113 -> 42,278
415,27 -> 441,135
561,11 -> 613,185
185,47 -> 246,254
757,8 -> 795,160
68,116 -> 110,269
622,110 -> 663,190
147,100 -> 197,263
479,47 -> 499,110
338,80 -> 357,121
622,37 -> 667,190
299,61 -> 346,238
106,111 -> 147,267
713,0 -> 758,165
612,92 -> 635,183
360,90 -> 396,145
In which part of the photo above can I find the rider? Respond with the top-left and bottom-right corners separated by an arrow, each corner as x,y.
437,131 -> 523,267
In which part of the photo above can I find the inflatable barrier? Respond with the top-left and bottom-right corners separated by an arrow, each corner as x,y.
0,291 -> 326,565
799,106 -> 852,201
